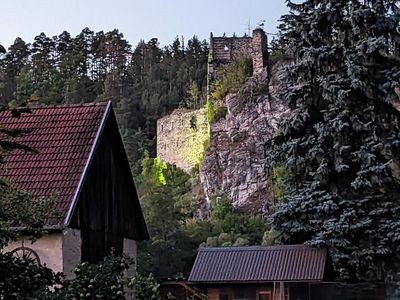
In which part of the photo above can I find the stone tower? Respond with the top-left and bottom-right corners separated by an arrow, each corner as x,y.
207,28 -> 268,95
251,28 -> 268,75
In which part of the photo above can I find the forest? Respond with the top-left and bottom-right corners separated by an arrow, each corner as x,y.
0,27 -> 270,284
2,0 -> 400,298
0,28 -> 208,167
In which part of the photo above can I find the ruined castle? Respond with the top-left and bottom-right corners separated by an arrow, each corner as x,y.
156,29 -> 269,172
207,28 -> 268,93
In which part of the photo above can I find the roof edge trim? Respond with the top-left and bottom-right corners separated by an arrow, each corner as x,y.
64,100 -> 112,226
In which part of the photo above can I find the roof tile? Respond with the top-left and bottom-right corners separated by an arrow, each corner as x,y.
0,102 -> 109,226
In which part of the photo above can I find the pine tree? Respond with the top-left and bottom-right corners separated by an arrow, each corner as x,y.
267,0 -> 400,281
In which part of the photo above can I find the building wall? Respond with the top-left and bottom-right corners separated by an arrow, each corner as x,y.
62,228 -> 82,279
70,109 -> 148,263
208,28 -> 268,94
3,229 -> 83,278
3,233 -> 64,273
3,231 -> 137,281
207,288 -> 220,300
252,29 -> 268,75
123,238 -> 137,276
157,108 -> 209,172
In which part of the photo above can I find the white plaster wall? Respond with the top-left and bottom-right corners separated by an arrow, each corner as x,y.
123,238 -> 137,258
3,233 -> 63,273
62,228 -> 82,279
123,238 -> 137,275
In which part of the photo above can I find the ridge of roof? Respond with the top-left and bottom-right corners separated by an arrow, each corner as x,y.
198,244 -> 322,252
25,101 -> 109,110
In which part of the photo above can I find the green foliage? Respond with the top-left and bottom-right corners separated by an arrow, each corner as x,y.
53,255 -> 134,300
0,178 -> 55,248
0,30 -> 208,165
205,192 -> 268,247
140,151 -> 168,185
0,253 -> 137,300
134,273 -> 160,300
211,194 -> 233,221
205,98 -> 216,124
206,57 -> 252,124
0,253 -> 62,299
211,57 -> 253,101
185,81 -> 202,109
180,110 -> 210,167
267,0 -> 400,281
262,229 -> 280,246
137,157 -> 268,278
269,36 -> 289,65
180,219 -> 215,245
271,166 -> 285,201
205,97 -> 227,124
137,156 -> 199,278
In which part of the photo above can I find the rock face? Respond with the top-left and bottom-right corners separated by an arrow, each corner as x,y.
199,65 -> 289,213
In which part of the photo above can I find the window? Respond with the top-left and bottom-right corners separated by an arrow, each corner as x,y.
221,295 -> 233,300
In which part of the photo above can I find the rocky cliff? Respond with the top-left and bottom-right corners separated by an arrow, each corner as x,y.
199,63 -> 289,214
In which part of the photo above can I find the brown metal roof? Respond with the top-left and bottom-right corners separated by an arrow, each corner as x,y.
188,245 -> 328,283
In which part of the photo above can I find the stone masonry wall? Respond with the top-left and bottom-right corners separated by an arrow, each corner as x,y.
157,108 -> 209,172
208,28 -> 268,94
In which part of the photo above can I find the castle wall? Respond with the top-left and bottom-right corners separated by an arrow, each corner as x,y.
252,29 -> 268,75
157,108 -> 209,172
208,28 -> 268,91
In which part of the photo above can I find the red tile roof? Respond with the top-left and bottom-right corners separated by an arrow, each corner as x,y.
0,102 -> 110,227
188,245 -> 328,283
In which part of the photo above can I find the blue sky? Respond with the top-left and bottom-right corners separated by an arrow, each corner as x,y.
0,0 -> 288,48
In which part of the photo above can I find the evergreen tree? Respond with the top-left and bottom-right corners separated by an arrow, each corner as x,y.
0,38 -> 30,105
0,29 -> 208,172
267,0 -> 400,281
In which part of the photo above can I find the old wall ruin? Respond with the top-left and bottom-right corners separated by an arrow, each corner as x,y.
156,109 -> 209,172
157,29 -> 269,173
207,28 -> 268,94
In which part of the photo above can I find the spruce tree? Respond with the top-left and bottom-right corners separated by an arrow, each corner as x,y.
267,0 -> 400,281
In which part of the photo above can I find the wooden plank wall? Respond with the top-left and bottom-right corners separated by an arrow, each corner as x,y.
70,110 -> 147,262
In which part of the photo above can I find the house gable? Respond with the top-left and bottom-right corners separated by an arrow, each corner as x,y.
68,105 -> 148,240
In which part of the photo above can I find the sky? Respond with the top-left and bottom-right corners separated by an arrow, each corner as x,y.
0,0 -> 289,49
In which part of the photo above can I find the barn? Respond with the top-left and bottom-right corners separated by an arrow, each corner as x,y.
0,101 -> 148,277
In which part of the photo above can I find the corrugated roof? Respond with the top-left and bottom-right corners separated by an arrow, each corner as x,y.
0,102 -> 109,227
188,245 -> 327,283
